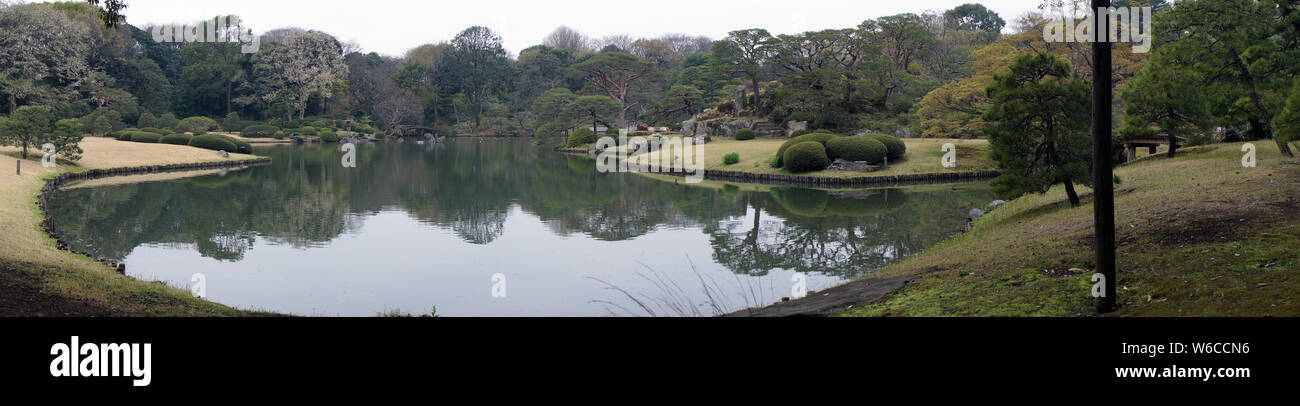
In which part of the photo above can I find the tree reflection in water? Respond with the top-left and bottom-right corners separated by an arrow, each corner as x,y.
50,139 -> 992,282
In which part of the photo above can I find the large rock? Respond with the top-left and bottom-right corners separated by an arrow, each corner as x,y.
681,119 -> 696,137
969,208 -> 986,220
854,128 -> 876,136
894,128 -> 915,138
827,159 -> 876,172
732,85 -> 747,111
718,119 -> 756,138
787,121 -> 808,137
988,200 -> 1007,210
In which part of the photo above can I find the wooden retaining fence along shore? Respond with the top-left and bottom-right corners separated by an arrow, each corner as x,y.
36,157 -> 273,273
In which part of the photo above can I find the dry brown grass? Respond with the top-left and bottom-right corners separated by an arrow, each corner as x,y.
0,137 -> 270,316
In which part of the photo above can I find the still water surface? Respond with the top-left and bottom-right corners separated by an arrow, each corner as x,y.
50,139 -> 993,316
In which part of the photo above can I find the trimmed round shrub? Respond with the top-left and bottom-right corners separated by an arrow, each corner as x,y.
300,126 -> 318,136
160,134 -> 193,145
826,136 -> 888,164
129,132 -> 162,143
735,129 -> 756,141
188,134 -> 240,153
373,132 -> 386,140
791,129 -> 813,137
319,130 -> 340,143
242,124 -> 280,138
723,152 -> 741,165
783,141 -> 831,173
567,128 -> 598,147
273,131 -> 285,140
140,127 -> 170,135
776,132 -> 839,167
867,134 -> 907,160
176,116 -> 219,133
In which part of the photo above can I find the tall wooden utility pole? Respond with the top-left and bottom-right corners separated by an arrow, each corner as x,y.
1092,0 -> 1117,312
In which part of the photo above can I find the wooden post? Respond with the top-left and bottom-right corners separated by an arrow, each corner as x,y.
16,159 -> 19,175
1092,0 -> 1118,313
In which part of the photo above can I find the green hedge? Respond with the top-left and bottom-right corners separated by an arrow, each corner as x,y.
867,134 -> 907,160
567,128 -> 598,147
735,129 -> 755,141
177,116 -> 220,133
242,124 -> 280,138
826,136 -> 888,164
140,127 -> 170,135
161,134 -> 192,145
300,126 -> 318,136
129,133 -> 162,143
723,152 -> 741,165
188,134 -> 239,153
783,141 -> 831,173
319,130 -> 339,143
776,132 -> 839,167
112,129 -> 140,141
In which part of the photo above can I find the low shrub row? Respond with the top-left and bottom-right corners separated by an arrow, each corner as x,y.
242,124 -> 280,138
160,134 -> 192,145
128,132 -> 162,143
188,134 -> 250,153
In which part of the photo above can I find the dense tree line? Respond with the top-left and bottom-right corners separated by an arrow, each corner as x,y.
0,1 -> 1020,141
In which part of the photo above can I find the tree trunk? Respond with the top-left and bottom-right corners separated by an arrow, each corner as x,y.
432,93 -> 440,128
748,77 -> 762,114
226,81 -> 233,114
1168,132 -> 1178,158
1232,50 -> 1294,157
617,104 -> 627,130
1063,179 -> 1081,207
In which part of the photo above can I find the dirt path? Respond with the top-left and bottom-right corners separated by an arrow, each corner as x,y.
725,275 -> 916,317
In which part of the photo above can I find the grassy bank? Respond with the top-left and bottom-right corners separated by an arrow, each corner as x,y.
1,137 -> 273,316
618,138 -> 996,179
829,142 -> 1299,317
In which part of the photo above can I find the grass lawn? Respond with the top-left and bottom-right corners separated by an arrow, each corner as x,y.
615,137 -> 996,179
0,137 -> 271,316
836,141 -> 1300,317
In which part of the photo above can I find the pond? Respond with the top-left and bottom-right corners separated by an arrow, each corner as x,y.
48,139 -> 994,316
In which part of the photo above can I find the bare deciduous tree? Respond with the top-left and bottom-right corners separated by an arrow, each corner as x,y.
542,26 -> 590,54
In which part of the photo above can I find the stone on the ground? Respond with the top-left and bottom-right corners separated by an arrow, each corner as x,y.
827,159 -> 876,172
787,120 -> 808,137
969,208 -> 985,220
989,200 -> 1007,210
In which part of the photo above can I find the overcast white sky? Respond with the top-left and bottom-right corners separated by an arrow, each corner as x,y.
120,0 -> 1041,57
